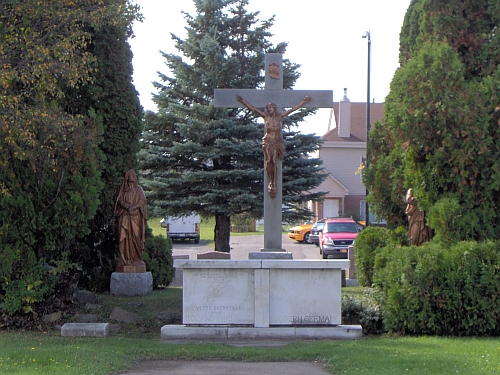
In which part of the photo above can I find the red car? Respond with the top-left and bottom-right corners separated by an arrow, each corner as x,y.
319,218 -> 362,259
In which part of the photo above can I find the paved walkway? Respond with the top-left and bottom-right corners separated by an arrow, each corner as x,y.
116,359 -> 331,375
116,235 -> 337,374
115,339 -> 332,374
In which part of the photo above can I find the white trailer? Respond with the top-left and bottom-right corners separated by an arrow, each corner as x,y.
160,215 -> 201,244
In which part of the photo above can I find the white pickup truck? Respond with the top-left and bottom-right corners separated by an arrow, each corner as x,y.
160,215 -> 201,244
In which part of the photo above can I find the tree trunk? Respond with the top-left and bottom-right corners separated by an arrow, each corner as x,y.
214,213 -> 231,252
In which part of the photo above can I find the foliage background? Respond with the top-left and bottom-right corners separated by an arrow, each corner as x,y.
0,0 -> 159,314
364,0 -> 500,242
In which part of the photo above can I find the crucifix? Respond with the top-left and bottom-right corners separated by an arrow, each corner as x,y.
214,53 -> 333,252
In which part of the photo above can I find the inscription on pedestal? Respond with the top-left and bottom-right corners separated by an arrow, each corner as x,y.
269,268 -> 342,325
292,315 -> 332,324
182,268 -> 254,325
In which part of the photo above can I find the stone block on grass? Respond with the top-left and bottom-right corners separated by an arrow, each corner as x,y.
61,323 -> 109,337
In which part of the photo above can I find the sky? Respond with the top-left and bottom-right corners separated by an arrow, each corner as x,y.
128,0 -> 411,136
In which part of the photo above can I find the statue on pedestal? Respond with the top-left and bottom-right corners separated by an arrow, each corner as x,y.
405,188 -> 432,246
114,169 -> 147,272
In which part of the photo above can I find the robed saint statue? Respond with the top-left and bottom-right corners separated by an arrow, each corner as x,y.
114,169 -> 147,273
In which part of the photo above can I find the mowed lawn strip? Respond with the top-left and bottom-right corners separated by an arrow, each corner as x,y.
0,331 -> 499,374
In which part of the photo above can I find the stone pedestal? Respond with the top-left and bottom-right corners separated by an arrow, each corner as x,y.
162,259 -> 362,340
110,272 -> 152,296
173,259 -> 349,327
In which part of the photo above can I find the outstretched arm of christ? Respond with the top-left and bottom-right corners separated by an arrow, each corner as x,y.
237,95 -> 266,117
282,96 -> 311,117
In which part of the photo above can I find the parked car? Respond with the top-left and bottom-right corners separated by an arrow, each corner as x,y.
309,220 -> 325,246
287,222 -> 314,243
160,215 -> 201,244
309,219 -> 326,246
319,218 -> 362,259
309,217 -> 339,246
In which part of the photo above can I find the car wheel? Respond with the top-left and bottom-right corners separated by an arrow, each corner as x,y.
322,251 -> 328,259
303,232 -> 311,244
314,242 -> 319,247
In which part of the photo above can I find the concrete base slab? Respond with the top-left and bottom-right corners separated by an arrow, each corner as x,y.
161,325 -> 228,339
61,323 -> 109,337
110,272 -> 152,296
197,251 -> 231,259
248,252 -> 293,259
161,325 -> 362,340
229,327 -> 296,339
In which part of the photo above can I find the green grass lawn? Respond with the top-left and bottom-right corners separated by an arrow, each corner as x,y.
1,327 -> 499,374
1,287 -> 499,374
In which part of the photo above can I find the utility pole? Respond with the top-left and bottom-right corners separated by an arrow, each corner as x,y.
362,31 -> 371,226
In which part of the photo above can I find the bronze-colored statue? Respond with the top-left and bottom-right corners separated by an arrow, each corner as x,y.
405,188 -> 432,246
114,169 -> 147,272
236,95 -> 311,198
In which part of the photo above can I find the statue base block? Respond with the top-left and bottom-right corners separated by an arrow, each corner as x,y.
116,264 -> 146,273
110,272 -> 153,296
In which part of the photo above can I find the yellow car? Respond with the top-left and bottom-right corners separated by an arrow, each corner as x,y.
287,222 -> 314,243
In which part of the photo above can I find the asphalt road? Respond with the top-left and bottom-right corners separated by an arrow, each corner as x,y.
171,233 -> 321,260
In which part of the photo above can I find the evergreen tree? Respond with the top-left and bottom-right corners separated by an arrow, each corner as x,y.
364,0 -> 500,241
139,0 -> 325,252
62,0 -> 144,289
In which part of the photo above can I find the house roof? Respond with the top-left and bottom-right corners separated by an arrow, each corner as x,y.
309,171 -> 350,196
321,102 -> 384,142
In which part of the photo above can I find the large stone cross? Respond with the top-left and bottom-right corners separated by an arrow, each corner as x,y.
214,53 -> 333,252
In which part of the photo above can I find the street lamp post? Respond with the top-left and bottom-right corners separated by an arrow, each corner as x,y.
362,31 -> 371,226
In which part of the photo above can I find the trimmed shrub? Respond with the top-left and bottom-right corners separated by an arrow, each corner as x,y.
355,226 -> 410,287
354,227 -> 391,286
0,246 -> 57,315
427,197 -> 461,246
143,235 -> 174,288
341,294 -> 364,324
389,225 -> 411,247
342,292 -> 385,335
373,241 -> 500,336
359,305 -> 384,335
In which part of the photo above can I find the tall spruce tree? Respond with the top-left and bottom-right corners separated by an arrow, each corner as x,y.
364,0 -> 500,242
139,0 -> 325,252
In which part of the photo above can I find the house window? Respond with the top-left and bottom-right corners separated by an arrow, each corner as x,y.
360,200 -> 387,225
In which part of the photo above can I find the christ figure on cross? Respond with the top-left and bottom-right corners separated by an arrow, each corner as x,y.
237,94 -> 311,198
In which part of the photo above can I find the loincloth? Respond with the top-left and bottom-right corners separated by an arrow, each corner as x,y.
262,138 -> 285,160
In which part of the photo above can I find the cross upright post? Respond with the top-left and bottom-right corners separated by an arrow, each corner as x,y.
214,53 -> 333,254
